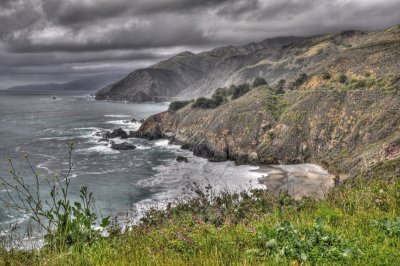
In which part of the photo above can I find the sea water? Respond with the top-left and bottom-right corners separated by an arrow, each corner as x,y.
0,91 -> 265,243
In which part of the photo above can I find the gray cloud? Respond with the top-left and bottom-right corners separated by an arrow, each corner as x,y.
0,0 -> 399,89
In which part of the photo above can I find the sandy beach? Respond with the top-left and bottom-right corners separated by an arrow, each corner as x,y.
253,164 -> 335,199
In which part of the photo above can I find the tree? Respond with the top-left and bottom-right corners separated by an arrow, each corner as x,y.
276,79 -> 286,94
232,83 -> 250,99
338,74 -> 348,84
253,77 -> 268,88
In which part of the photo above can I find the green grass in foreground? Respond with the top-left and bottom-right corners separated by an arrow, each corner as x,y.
1,159 -> 400,265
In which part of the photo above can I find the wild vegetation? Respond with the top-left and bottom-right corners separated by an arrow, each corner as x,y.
0,155 -> 399,265
187,78 -> 274,110
168,100 -> 192,112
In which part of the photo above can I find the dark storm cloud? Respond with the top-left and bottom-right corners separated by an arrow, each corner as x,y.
0,0 -> 399,89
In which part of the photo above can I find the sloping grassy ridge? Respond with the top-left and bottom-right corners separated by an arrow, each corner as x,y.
1,158 -> 400,265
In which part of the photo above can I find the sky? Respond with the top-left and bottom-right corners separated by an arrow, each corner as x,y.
0,0 -> 399,89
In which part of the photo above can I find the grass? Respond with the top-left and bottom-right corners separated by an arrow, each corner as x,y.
1,159 -> 400,265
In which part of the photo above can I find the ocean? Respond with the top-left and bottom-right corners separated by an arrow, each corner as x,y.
0,91 -> 265,241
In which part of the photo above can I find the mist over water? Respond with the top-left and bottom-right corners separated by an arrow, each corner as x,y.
0,91 -> 265,235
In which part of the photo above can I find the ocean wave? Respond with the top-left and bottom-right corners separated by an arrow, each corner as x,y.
105,120 -> 142,130
36,163 -> 52,174
153,139 -> 181,149
75,145 -> 120,155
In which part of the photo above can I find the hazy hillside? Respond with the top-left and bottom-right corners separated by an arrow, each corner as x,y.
95,37 -> 302,101
4,73 -> 125,94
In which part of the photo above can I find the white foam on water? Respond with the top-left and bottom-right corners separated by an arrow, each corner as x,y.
75,145 -> 120,155
152,139 -> 181,150
135,145 -> 151,150
39,136 -> 72,141
36,163 -> 52,174
105,120 -> 141,130
129,156 -> 265,225
80,168 -> 128,175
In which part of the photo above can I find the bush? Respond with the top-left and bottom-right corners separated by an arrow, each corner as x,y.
192,97 -> 220,109
168,100 -> 191,112
338,74 -> 348,84
253,77 -> 268,88
292,73 -> 308,89
232,83 -> 250,99
322,71 -> 332,80
276,79 -> 286,94
354,80 -> 367,89
255,218 -> 361,263
212,88 -> 227,104
228,84 -> 238,95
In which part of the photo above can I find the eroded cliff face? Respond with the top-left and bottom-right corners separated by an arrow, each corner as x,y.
136,85 -> 400,175
130,25 -> 400,176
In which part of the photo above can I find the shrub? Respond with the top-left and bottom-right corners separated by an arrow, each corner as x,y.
253,77 -> 268,88
292,73 -> 308,89
168,100 -> 191,112
213,87 -> 229,97
254,218 -> 361,263
276,79 -> 286,94
192,97 -> 220,109
232,83 -> 250,99
228,84 -> 238,95
211,88 -> 227,104
372,217 -> 400,237
322,71 -> 332,80
354,80 -> 367,89
338,74 -> 348,84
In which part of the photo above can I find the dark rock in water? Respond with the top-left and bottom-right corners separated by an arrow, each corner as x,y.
131,118 -> 137,122
103,128 -> 128,139
181,143 -> 191,150
98,138 -> 109,142
176,156 -> 188,163
110,141 -> 136,150
128,131 -> 137,138
139,119 -> 145,123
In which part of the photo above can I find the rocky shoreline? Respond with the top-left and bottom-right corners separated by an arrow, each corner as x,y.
132,87 -> 400,179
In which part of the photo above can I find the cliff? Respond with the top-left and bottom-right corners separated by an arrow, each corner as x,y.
133,25 -> 400,175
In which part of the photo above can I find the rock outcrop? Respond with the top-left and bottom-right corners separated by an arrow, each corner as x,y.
110,141 -> 136,150
135,83 -> 400,175
176,156 -> 188,163
103,128 -> 129,139
110,25 -> 400,177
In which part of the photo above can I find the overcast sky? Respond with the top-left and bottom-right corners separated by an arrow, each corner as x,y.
0,0 -> 399,89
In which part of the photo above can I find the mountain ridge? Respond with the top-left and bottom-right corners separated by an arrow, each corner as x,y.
133,24 -> 400,177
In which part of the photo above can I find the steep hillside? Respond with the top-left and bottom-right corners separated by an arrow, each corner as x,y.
134,25 -> 400,176
96,25 -> 399,102
95,37 -> 302,101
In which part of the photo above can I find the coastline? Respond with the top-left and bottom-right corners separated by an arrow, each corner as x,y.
252,164 -> 335,199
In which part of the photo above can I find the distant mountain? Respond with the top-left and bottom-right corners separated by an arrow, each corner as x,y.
97,25 -> 400,102
4,73 -> 126,94
95,37 -> 303,102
